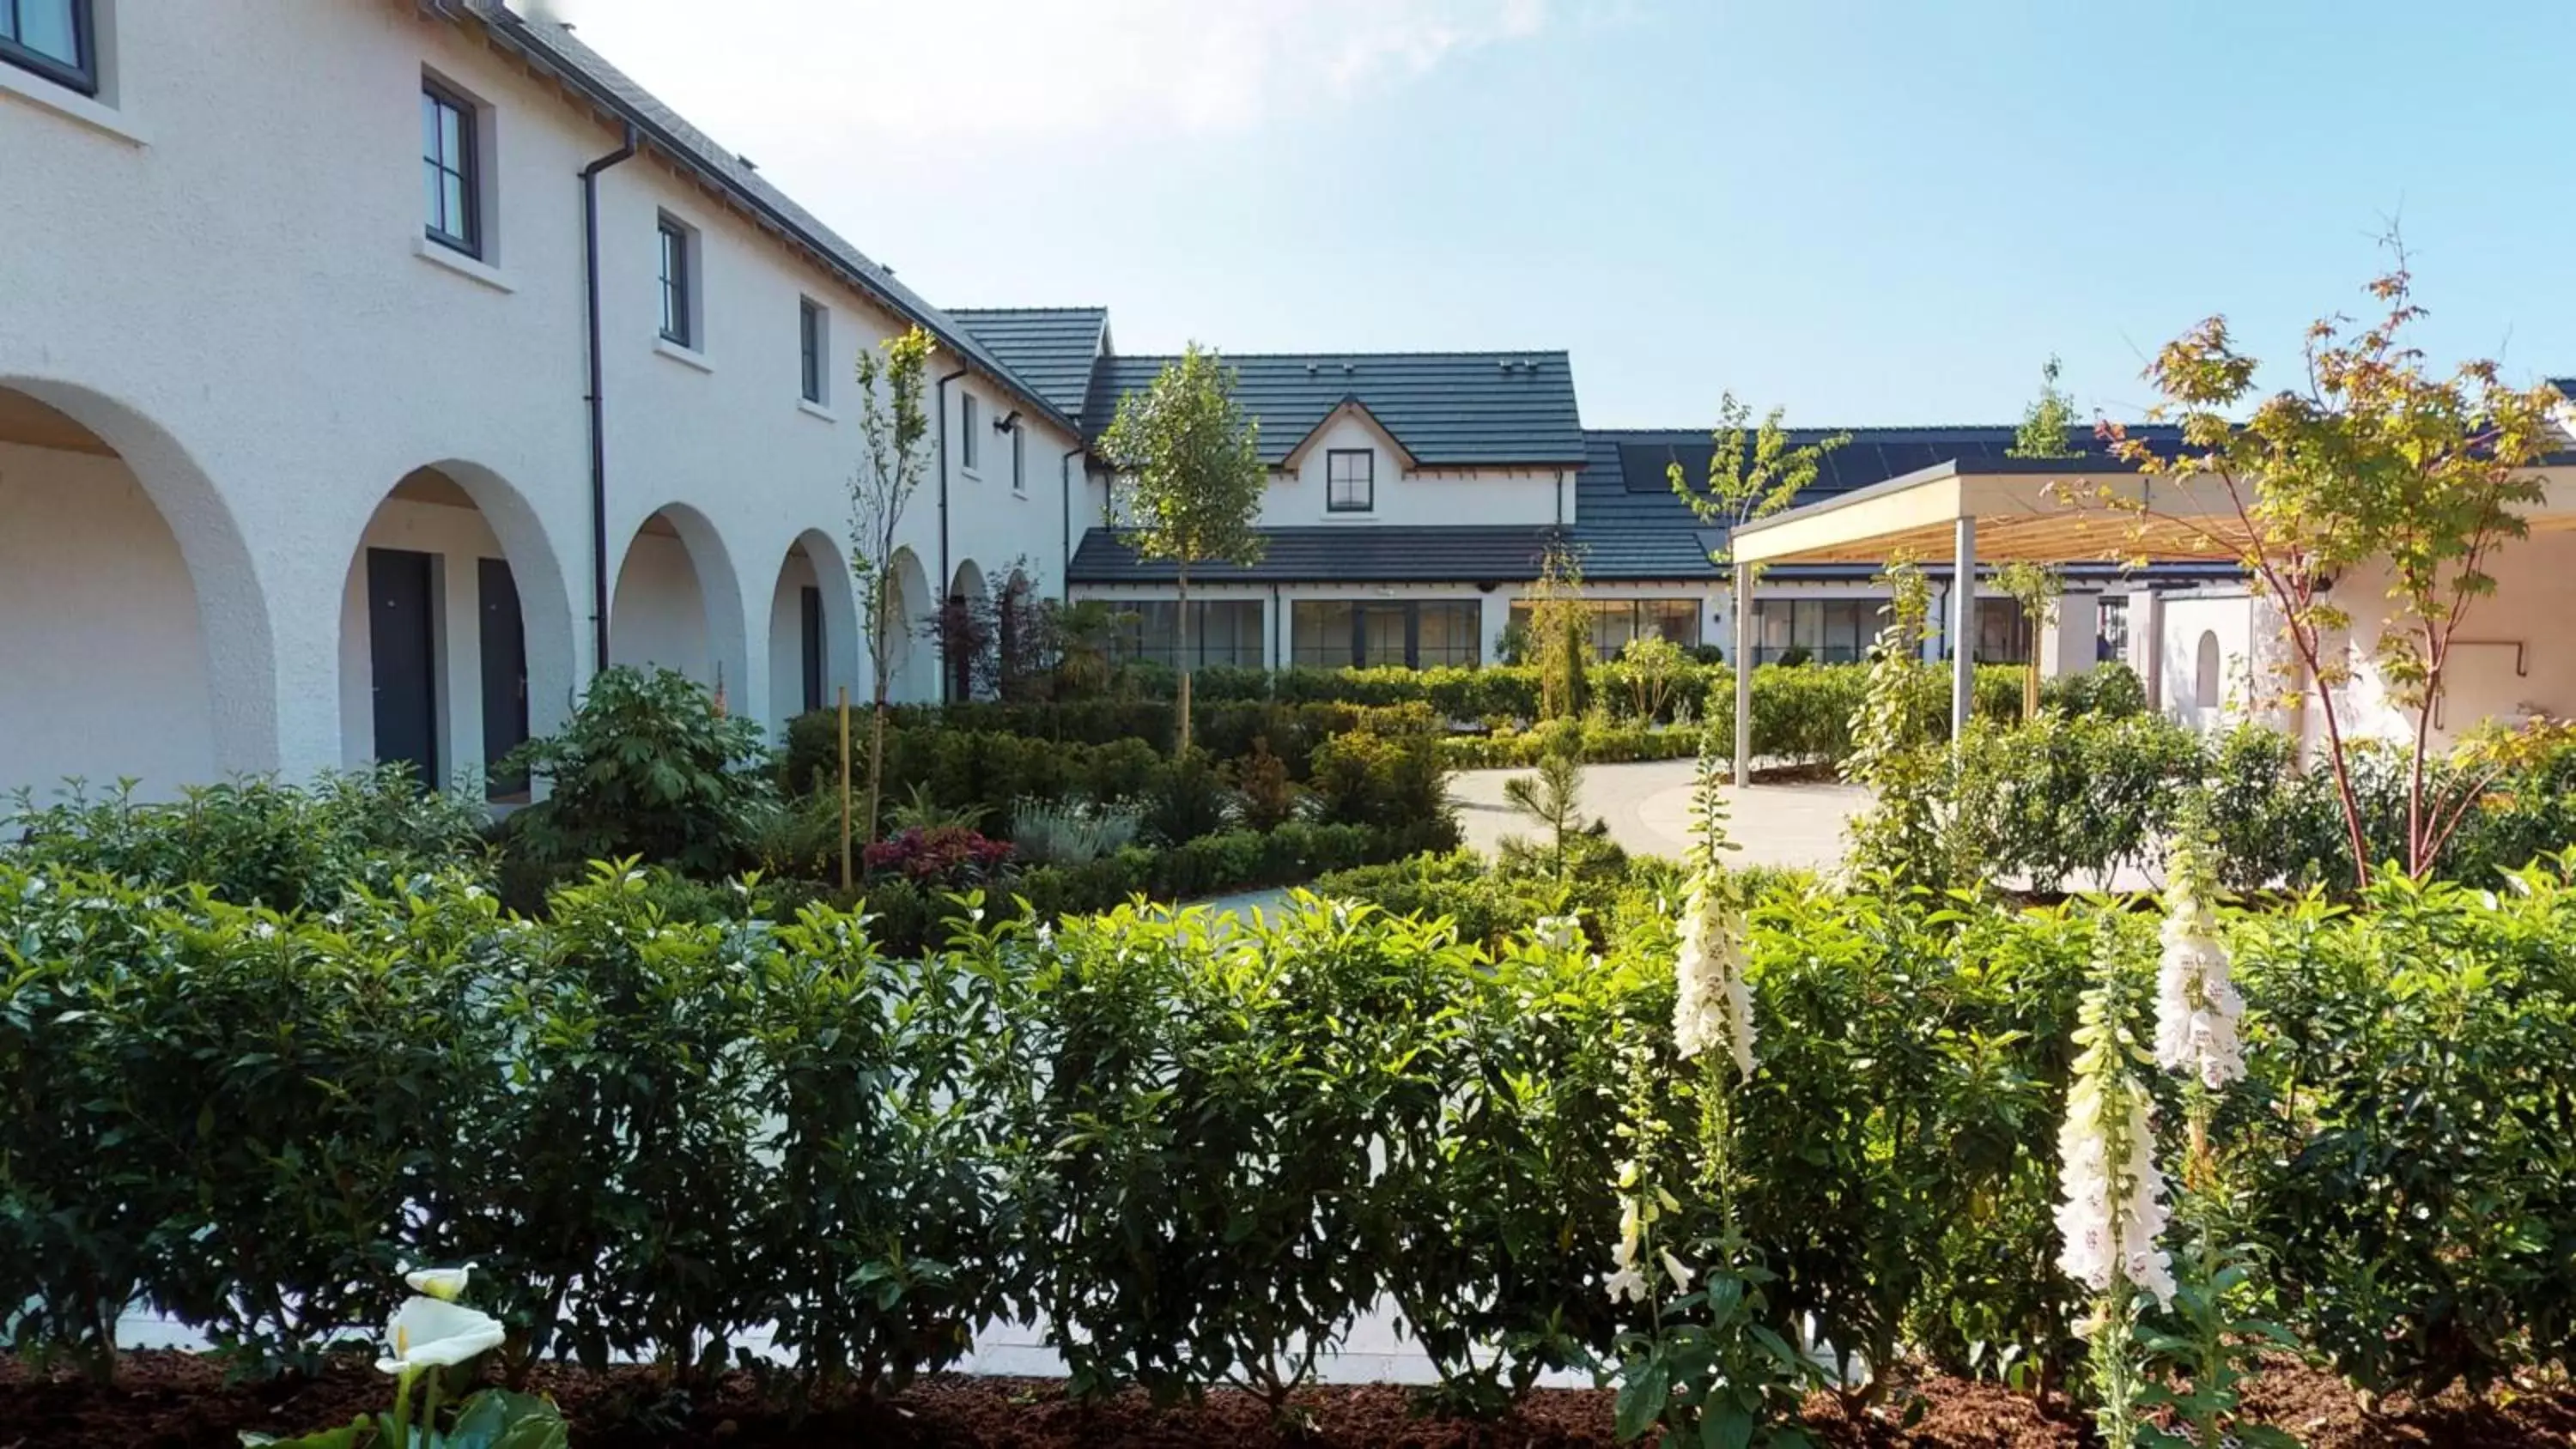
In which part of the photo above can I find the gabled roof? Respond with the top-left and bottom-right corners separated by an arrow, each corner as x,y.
1083,351 -> 1588,468
1276,397 -> 1419,470
950,308 -> 1110,418
459,3 -> 1076,433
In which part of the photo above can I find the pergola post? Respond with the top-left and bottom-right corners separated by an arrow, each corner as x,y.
1950,515 -> 1977,742
1732,560 -> 1753,786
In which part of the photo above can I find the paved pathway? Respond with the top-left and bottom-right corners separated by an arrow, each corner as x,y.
1450,759 -> 1868,871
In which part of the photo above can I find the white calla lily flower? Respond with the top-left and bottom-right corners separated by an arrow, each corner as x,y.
401,1262 -> 475,1302
376,1294 -> 507,1377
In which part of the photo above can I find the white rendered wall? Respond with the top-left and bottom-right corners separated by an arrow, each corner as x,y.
1261,413 -> 1565,528
0,2 -> 1082,784
2158,591 -> 2257,733
610,530 -> 715,688
2305,532 -> 2576,750
0,440 -> 215,794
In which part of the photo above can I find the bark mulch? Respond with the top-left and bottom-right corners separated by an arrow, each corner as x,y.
4,1353 -> 2572,1448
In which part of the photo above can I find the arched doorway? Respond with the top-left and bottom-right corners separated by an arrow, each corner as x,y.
611,503 -> 749,708
997,567 -> 1036,700
0,379 -> 271,794
336,463 -> 576,798
766,529 -> 860,732
947,558 -> 992,703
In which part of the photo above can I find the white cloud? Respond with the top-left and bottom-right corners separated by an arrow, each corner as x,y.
544,0 -> 1564,142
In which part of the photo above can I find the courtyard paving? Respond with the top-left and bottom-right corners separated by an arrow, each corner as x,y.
1450,759 -> 1868,871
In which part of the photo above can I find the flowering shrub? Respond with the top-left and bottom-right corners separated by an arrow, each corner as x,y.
5,849 -> 2576,1413
861,825 -> 1013,886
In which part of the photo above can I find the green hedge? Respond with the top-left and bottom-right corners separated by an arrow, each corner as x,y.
11,855 -> 2576,1405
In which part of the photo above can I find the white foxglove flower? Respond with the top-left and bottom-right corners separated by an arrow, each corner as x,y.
1673,876 -> 1755,1079
1606,1263 -> 1651,1305
2055,997 -> 2174,1309
1533,914 -> 1583,953
375,1295 -> 506,1376
400,1262 -> 475,1302
2153,843 -> 2244,1090
1659,1248 -> 1695,1294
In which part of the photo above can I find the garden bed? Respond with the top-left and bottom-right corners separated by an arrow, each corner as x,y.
8,1355 -> 2573,1448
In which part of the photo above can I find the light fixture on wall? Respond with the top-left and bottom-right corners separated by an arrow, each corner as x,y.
994,409 -> 1021,433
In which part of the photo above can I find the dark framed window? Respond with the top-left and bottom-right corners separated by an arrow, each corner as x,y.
1111,600 -> 1263,670
1326,450 -> 1375,512
657,216 -> 694,347
1510,598 -> 1707,659
960,394 -> 981,470
1293,599 -> 1481,670
799,298 -> 826,403
2096,595 -> 2130,663
1973,597 -> 2032,664
1741,597 -> 1870,666
1011,423 -> 1026,494
2,0 -> 94,95
421,81 -> 480,257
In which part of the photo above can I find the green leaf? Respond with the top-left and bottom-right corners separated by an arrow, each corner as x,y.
444,1391 -> 568,1449
1613,1359 -> 1670,1443
239,1420 -> 365,1449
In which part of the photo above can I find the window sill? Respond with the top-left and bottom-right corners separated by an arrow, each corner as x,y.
654,336 -> 714,373
797,398 -> 837,423
0,64 -> 145,146
413,237 -> 513,293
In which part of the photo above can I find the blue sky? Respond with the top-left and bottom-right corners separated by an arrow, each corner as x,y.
562,0 -> 2573,428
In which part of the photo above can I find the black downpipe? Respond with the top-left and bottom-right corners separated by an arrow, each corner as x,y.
1059,446 -> 1084,598
933,367 -> 968,702
580,124 -> 639,675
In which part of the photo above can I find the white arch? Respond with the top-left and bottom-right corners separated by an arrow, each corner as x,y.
948,558 -> 993,702
766,528 -> 862,732
334,461 -> 579,793
2194,631 -> 2221,710
0,375 -> 276,788
611,502 -> 750,708
880,546 -> 935,705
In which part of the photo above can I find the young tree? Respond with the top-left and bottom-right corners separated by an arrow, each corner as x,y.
2107,245 -> 2566,883
2002,357 -> 2079,715
1095,344 -> 1267,755
1522,543 -> 1594,721
845,325 -> 936,847
1668,392 -> 1850,575
2007,355 -> 2085,461
1997,557 -> 2064,718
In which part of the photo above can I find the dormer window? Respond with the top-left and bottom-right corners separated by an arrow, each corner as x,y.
1327,449 -> 1374,512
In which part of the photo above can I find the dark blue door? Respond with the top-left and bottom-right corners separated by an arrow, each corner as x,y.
368,548 -> 439,787
479,557 -> 528,798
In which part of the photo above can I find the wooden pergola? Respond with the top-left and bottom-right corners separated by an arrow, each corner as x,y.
1721,458 -> 2252,787
1722,454 -> 2576,785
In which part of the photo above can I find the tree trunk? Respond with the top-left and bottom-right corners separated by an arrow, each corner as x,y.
1176,564 -> 1194,756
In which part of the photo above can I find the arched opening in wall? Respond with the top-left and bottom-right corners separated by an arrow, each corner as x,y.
0,380 -> 269,795
878,547 -> 935,705
2194,631 -> 2222,710
947,559 -> 993,702
337,464 -> 577,800
611,504 -> 748,708
767,530 -> 860,734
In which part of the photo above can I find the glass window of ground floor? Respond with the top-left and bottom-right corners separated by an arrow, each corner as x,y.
1110,599 -> 1264,669
1747,597 -> 1880,666
1505,598 -> 1701,658
1292,599 -> 1481,670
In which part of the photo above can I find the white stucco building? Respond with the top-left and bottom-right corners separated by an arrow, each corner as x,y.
1,0 -> 1086,797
